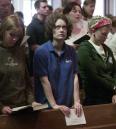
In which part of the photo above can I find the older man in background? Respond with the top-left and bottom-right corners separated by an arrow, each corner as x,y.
0,0 -> 11,22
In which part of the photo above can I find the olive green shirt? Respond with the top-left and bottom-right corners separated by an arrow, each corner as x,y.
0,43 -> 34,113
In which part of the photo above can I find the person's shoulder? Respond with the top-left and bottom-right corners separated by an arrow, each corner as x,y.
65,43 -> 73,48
65,43 -> 75,51
26,22 -> 34,32
35,41 -> 50,54
79,40 -> 90,47
78,40 -> 93,53
31,16 -> 43,26
27,16 -> 39,28
65,44 -> 78,57
27,20 -> 36,29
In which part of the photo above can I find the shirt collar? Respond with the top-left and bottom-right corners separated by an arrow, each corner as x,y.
47,40 -> 67,55
89,39 -> 102,49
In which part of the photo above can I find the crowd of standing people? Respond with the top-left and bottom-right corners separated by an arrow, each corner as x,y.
0,0 -> 116,117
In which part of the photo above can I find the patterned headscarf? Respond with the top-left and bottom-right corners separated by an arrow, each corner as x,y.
88,16 -> 112,32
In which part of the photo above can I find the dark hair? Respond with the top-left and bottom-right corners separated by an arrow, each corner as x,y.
0,15 -> 25,46
82,0 -> 96,19
48,5 -> 53,11
112,17 -> 116,27
15,11 -> 24,20
34,0 -> 47,9
11,3 -> 15,14
45,12 -> 72,40
63,2 -> 81,15
83,0 -> 96,5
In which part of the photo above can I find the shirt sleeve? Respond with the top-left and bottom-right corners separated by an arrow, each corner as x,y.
33,48 -> 48,77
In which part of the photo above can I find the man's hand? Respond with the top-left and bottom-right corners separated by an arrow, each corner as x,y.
53,104 -> 70,117
73,102 -> 82,117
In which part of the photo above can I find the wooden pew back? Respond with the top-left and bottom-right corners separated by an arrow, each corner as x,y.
0,104 -> 116,129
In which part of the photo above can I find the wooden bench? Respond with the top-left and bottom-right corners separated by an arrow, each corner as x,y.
0,103 -> 116,129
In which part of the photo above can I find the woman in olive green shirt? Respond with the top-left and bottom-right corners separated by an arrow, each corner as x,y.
0,15 -> 34,114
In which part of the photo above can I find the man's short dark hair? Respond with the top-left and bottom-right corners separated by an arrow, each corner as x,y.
48,5 -> 53,11
34,0 -> 47,9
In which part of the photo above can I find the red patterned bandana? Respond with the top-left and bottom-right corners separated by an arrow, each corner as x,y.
90,18 -> 112,32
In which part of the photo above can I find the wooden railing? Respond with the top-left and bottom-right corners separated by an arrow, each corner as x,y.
0,103 -> 116,129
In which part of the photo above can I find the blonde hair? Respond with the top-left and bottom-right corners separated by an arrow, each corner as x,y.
0,15 -> 25,45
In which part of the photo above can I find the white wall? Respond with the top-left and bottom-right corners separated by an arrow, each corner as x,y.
52,0 -> 62,9
12,0 -> 23,11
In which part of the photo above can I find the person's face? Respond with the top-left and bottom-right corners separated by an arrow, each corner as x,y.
53,19 -> 67,41
3,28 -> 22,47
84,3 -> 95,17
0,0 -> 11,20
94,25 -> 111,44
69,5 -> 82,23
37,2 -> 49,17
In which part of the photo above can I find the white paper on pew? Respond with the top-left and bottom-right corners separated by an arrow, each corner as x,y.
65,108 -> 86,126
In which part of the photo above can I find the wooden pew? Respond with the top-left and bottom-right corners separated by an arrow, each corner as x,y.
0,103 -> 116,129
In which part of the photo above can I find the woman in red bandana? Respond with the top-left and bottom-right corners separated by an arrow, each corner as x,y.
78,16 -> 116,105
